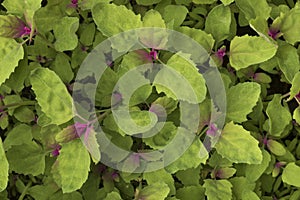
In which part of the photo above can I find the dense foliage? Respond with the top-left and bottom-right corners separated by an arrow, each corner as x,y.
0,0 -> 300,199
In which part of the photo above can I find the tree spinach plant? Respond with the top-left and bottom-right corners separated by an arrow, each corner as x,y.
0,0 -> 300,199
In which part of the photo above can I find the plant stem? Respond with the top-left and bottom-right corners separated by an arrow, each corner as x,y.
18,180 -> 32,200
281,92 -> 290,99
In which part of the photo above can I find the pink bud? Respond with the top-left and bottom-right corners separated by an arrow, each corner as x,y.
206,123 -> 218,137
268,28 -> 280,40
51,144 -> 61,157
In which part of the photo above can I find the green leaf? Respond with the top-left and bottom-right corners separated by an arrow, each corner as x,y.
30,68 -> 73,125
3,124 -> 33,151
176,166 -> 201,186
135,182 -> 170,200
57,139 -> 90,193
136,0 -> 162,6
226,82 -> 261,123
213,167 -> 236,179
143,169 -> 175,195
288,72 -> 300,101
280,3 -> 300,45
151,96 -> 178,114
81,129 -> 101,163
203,179 -> 232,200
92,3 -> 142,37
6,141 -> 45,176
143,122 -> 177,149
34,4 -> 64,32
266,94 -> 292,137
242,191 -> 260,200
267,139 -> 286,156
2,0 -> 42,23
215,122 -> 263,164
294,106 -> 300,124
205,5 -> 231,43
177,26 -> 215,53
0,37 -> 24,86
141,9 -> 167,49
220,0 -> 234,6
0,138 -> 9,192
176,186 -> 205,200
208,152 -> 232,168
28,185 -> 57,200
282,162 -> 300,187
163,5 -> 188,27
104,191 -> 122,200
13,106 -> 35,123
112,110 -> 158,135
165,134 -> 208,173
192,0 -> 216,4
230,177 -> 256,199
53,17 -> 79,52
276,43 -> 300,83
154,53 -> 206,104
245,149 -> 271,182
235,0 -> 271,20
51,53 -> 74,83
229,35 -> 277,70
79,0 -> 111,11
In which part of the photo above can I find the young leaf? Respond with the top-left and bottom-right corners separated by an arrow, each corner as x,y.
0,138 -> 9,192
266,94 -> 292,137
215,122 -> 263,164
282,162 -> 300,187
53,17 -> 79,52
30,68 -> 73,125
57,139 -> 90,193
229,35 -> 277,70
226,82 -> 261,123
0,37 -> 24,86
203,179 -> 232,200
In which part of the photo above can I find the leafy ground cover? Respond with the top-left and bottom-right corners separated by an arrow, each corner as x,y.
0,0 -> 300,199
